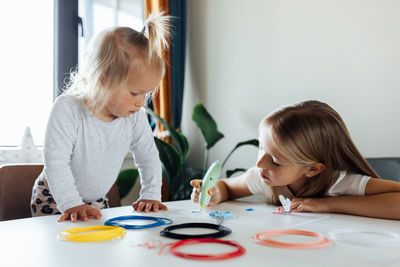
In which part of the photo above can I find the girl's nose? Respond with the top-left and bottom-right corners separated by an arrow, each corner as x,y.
256,158 -> 263,168
256,153 -> 267,168
136,95 -> 146,107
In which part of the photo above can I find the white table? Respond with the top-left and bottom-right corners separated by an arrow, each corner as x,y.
1,199 -> 399,267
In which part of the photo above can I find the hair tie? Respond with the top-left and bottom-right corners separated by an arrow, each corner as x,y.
160,223 -> 231,240
141,25 -> 147,34
105,215 -> 172,229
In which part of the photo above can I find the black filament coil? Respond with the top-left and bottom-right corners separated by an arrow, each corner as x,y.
160,222 -> 232,240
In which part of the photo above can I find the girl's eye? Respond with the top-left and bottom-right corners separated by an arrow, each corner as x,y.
131,92 -> 139,96
271,159 -> 281,167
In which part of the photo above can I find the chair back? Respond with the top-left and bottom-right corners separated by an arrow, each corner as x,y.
0,164 -> 43,221
366,157 -> 400,182
0,164 -> 121,221
107,181 -> 121,208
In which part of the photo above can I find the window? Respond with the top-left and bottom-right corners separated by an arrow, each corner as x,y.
0,1 -> 54,147
78,0 -> 144,65
0,0 -> 144,165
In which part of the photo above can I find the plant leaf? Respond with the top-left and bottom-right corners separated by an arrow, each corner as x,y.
233,139 -> 259,149
154,137 -> 183,185
226,168 -> 247,178
116,169 -> 139,199
192,103 -> 224,149
144,106 -> 189,160
222,139 -> 259,167
171,167 -> 204,201
176,130 -> 189,160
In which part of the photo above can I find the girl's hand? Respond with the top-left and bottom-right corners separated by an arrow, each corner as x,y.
190,179 -> 223,207
57,204 -> 102,222
132,199 -> 168,212
290,197 -> 330,213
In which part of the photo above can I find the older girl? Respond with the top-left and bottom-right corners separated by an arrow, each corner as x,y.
191,100 -> 400,220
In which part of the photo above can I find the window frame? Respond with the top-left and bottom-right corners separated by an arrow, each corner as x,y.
54,0 -> 79,99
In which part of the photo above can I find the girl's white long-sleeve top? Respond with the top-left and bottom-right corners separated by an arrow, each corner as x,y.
41,95 -> 162,213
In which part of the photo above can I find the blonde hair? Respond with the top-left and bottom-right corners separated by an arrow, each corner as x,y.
262,100 -> 379,201
63,12 -> 170,115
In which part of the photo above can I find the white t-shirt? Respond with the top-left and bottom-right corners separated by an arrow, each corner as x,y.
244,166 -> 371,204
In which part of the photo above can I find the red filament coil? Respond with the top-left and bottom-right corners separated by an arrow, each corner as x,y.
165,238 -> 246,260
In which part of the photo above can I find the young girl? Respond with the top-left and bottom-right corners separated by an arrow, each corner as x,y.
31,13 -> 169,222
191,100 -> 400,220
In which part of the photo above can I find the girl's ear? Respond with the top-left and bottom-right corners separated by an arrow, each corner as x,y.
306,163 -> 326,178
99,74 -> 107,87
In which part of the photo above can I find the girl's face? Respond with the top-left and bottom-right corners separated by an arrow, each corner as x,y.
99,66 -> 162,121
257,123 -> 309,193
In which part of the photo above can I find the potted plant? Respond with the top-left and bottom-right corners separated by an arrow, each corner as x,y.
116,104 -> 258,201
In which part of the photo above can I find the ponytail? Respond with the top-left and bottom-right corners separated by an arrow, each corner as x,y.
142,12 -> 170,62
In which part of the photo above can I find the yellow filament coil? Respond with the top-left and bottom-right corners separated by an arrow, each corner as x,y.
57,226 -> 127,242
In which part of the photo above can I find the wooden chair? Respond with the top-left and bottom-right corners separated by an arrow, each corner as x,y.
0,164 -> 121,221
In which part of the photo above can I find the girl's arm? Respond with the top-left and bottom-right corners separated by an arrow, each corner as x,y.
220,175 -> 253,201
190,174 -> 253,206
44,97 -> 85,213
129,109 -> 163,204
291,178 -> 400,219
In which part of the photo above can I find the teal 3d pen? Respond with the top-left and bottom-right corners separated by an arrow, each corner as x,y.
199,160 -> 222,210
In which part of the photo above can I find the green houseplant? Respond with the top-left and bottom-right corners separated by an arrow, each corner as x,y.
116,103 -> 258,201
191,104 -> 259,178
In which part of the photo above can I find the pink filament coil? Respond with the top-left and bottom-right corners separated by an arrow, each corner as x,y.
251,229 -> 331,249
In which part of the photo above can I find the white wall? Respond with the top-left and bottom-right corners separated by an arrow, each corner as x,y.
182,0 -> 400,174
